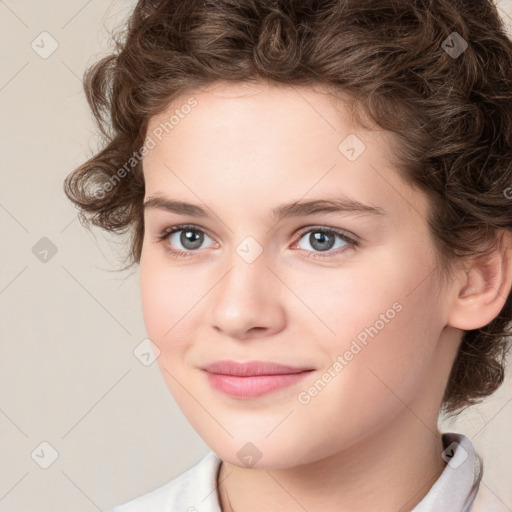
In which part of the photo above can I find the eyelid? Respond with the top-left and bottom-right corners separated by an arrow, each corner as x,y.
293,225 -> 358,244
291,225 -> 359,258
157,223 -> 216,242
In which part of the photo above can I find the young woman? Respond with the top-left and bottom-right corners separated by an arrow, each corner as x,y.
64,1 -> 512,510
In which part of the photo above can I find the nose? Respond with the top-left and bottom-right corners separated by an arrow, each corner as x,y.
209,247 -> 286,340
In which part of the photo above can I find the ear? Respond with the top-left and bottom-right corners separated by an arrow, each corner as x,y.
447,231 -> 512,331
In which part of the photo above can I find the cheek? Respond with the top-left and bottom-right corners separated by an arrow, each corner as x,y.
139,262 -> 169,339
313,242 -> 444,392
139,253 -> 188,364
138,249 -> 212,384
290,282 -> 444,456
138,258 -> 193,399
139,247 -> 196,337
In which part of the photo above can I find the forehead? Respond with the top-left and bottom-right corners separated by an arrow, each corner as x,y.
146,80 -> 364,138
142,80 -> 426,224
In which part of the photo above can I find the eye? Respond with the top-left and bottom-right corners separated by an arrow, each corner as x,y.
293,227 -> 358,259
156,224 -> 358,260
157,224 -> 215,258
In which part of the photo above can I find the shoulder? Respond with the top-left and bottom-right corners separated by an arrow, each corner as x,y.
108,451 -> 223,512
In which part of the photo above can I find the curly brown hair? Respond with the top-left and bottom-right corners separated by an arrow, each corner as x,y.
63,0 -> 512,418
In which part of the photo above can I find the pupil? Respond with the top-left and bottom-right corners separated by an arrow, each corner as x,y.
312,232 -> 334,251
182,230 -> 203,249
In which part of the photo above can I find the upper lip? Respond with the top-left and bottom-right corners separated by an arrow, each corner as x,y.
202,360 -> 314,377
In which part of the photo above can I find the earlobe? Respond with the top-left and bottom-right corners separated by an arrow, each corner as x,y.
447,232 -> 512,331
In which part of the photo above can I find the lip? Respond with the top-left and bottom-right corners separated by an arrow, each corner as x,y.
202,360 -> 315,398
203,360 -> 314,376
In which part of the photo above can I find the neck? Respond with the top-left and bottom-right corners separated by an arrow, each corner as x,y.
217,410 -> 447,512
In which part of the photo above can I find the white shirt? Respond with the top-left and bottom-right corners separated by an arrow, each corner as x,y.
109,432 -> 510,511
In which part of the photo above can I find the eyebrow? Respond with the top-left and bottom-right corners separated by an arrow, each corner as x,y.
143,193 -> 386,222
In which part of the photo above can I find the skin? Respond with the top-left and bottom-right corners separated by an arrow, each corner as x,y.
138,80 -> 511,512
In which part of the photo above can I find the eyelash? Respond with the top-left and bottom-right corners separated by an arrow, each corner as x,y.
156,224 -> 359,260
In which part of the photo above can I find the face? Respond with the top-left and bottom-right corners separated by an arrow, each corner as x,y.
139,81 -> 458,469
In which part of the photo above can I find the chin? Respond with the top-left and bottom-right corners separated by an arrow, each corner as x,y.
211,436 -> 316,471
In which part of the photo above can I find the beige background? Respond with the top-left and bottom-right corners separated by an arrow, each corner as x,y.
0,1 -> 511,511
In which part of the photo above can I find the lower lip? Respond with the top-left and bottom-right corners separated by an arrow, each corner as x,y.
204,371 -> 313,398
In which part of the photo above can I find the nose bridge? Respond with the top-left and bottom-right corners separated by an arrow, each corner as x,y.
234,233 -> 266,266
217,234 -> 271,300
208,234 -> 282,336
